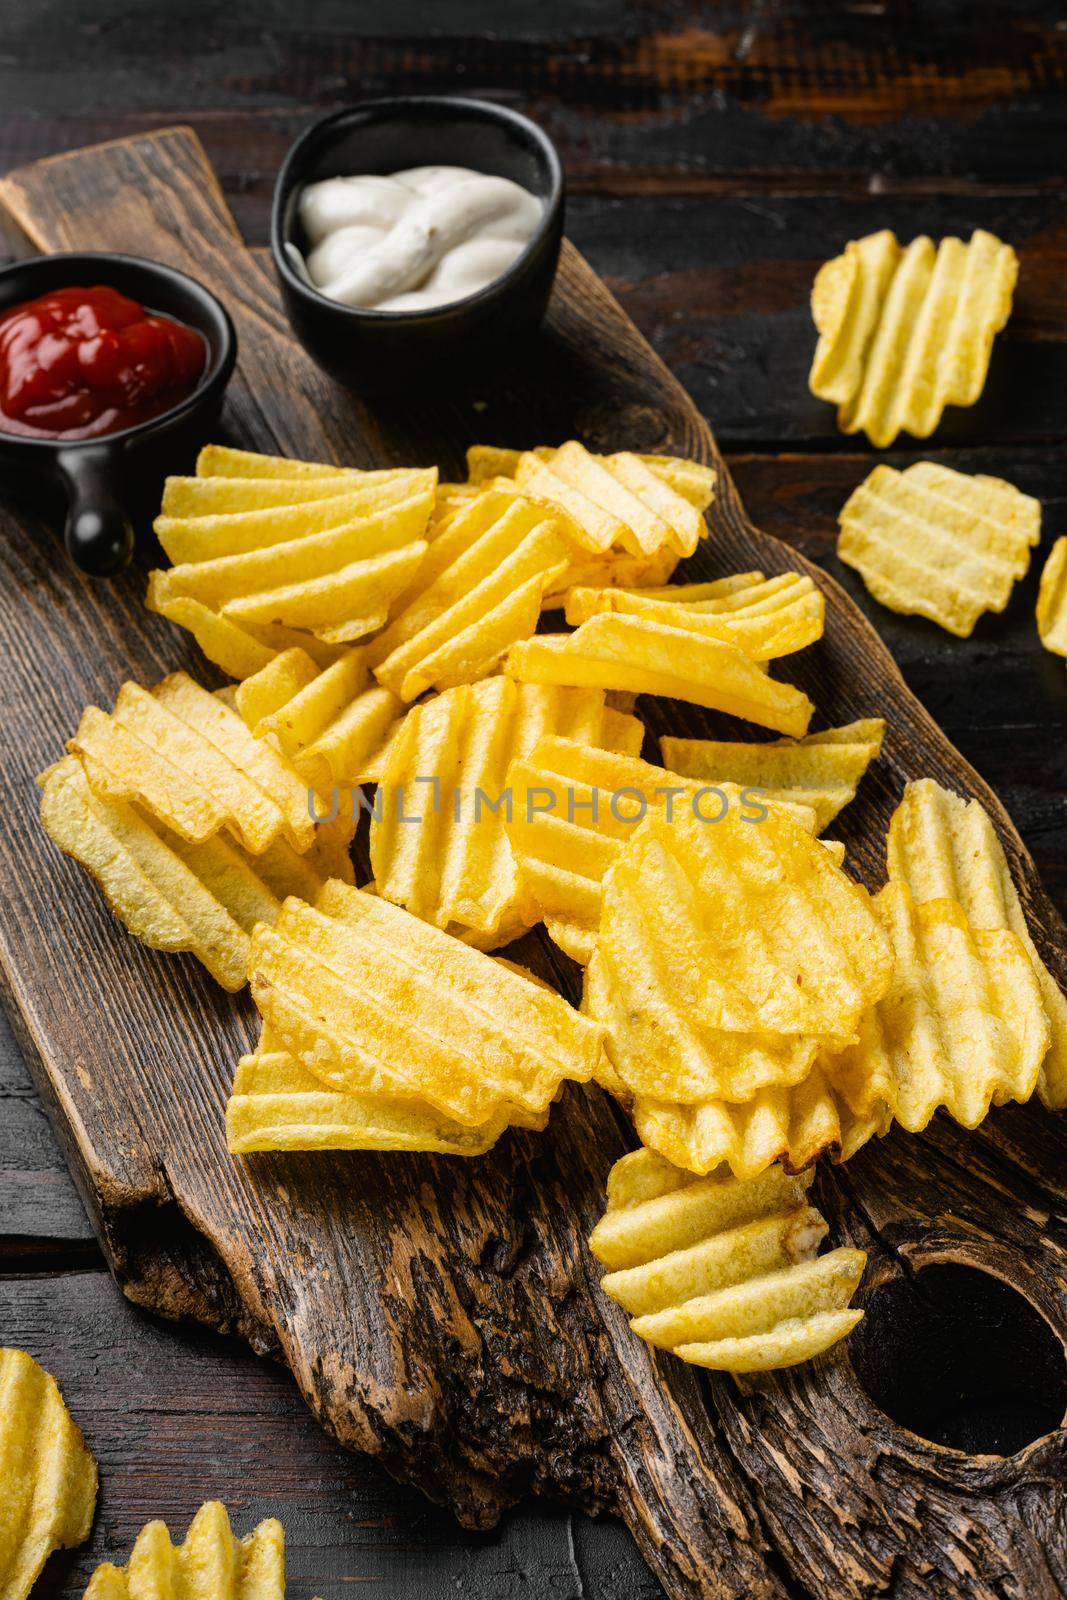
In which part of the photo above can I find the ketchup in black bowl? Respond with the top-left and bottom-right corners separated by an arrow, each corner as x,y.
0,284 -> 206,442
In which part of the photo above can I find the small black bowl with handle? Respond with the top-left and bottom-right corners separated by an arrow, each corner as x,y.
271,96 -> 564,388
0,253 -> 236,577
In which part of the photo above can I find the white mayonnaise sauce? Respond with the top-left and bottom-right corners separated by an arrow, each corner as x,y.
291,166 -> 543,312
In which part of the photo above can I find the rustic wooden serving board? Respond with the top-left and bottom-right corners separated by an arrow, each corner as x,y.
0,128 -> 1064,1600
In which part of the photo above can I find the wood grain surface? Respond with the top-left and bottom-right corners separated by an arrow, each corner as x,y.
0,119 -> 1064,1600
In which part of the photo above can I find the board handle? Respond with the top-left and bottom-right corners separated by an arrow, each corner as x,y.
57,446 -> 136,576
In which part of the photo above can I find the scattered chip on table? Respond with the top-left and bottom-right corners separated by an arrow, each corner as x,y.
809,228 -> 1017,447
837,462 -> 1040,637
81,1500 -> 290,1600
1036,536 -> 1067,660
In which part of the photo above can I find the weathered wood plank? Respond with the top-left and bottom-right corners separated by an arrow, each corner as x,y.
0,126 -> 1064,1600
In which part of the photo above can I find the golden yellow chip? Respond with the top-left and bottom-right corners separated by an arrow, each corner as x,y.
583,805 -> 893,1108
506,736 -> 821,965
146,578 -> 349,683
197,443 -> 355,480
82,1500 -> 287,1600
825,882 -> 1048,1132
512,441 -> 708,557
467,443 -> 716,516
506,613 -> 814,737
235,646 -> 404,793
226,1035 -> 546,1154
563,570 -> 824,661
588,1153 -> 865,1372
163,466 -> 412,518
809,228 -> 1017,447
371,679 -> 643,947
837,462 -> 1040,638
67,672 -> 321,855
660,718 -> 885,833
0,1348 -> 97,1600
39,757 -> 353,991
365,486 -> 569,701
542,543 -> 680,608
249,881 -> 605,1126
629,1066 -> 888,1181
1037,536 -> 1067,660
887,777 -> 1067,1109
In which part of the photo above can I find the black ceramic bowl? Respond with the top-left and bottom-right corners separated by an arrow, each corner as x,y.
0,253 -> 236,576
271,96 -> 564,388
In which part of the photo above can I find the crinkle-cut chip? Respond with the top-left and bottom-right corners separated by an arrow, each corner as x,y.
226,1040 -> 546,1154
81,1500 -> 287,1600
583,806 -> 892,1106
197,443 -> 357,480
249,882 -> 604,1126
886,778 -> 1067,1110
366,487 -> 569,702
466,444 -> 716,514
235,647 -> 404,792
542,543 -> 680,609
563,571 -> 825,661
39,758 -> 352,991
163,467 -> 421,519
588,1156 -> 865,1373
809,228 -> 1018,447
837,462 -> 1040,638
371,679 -> 642,946
507,737 -> 819,966
68,672 -> 317,855
1037,536 -> 1067,659
825,882 -> 1048,1132
513,440 -> 708,557
660,718 -> 885,833
0,1347 -> 97,1600
630,574 -> 764,604
630,1066 -> 889,1181
505,614 -> 813,737
145,577 -> 347,683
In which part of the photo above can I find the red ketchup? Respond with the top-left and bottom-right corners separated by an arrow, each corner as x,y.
0,284 -> 206,440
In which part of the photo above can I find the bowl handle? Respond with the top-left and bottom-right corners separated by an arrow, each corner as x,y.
56,446 -> 136,577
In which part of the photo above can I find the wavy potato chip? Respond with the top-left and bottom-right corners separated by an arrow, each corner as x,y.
39,757 -> 353,991
1036,536 -> 1067,660
564,571 -> 824,661
366,486 -> 569,701
838,462 -> 1040,638
162,467 -> 414,519
542,542 -> 680,609
82,1500 -> 291,1600
887,778 -> 1067,1109
825,882 -> 1048,1132
67,673 -> 321,855
197,444 -> 356,480
226,1037 -> 546,1154
146,579 -> 349,683
467,443 -> 716,513
810,228 -> 1017,447
235,646 -> 404,792
589,1153 -> 865,1372
660,718 -> 885,833
0,1348 -> 97,1600
371,679 -> 643,946
249,881 -> 604,1125
512,440 -> 709,557
506,613 -> 814,736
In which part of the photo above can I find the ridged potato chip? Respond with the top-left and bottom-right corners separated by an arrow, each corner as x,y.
630,1067 -> 888,1181
838,462 -> 1040,638
564,571 -> 824,661
589,1153 -> 866,1372
82,1500 -> 290,1600
39,757 -> 353,991
371,679 -> 643,946
507,736 -> 820,965
513,440 -> 710,557
226,1033 -> 546,1154
542,543 -> 680,609
825,882 -> 1048,1132
660,718 -> 885,833
366,486 -> 569,701
1037,536 -> 1067,659
809,228 -> 1017,447
887,778 -> 1067,1109
249,881 -> 604,1126
506,613 -> 814,737
466,444 -> 716,514
146,579 -> 350,683
0,1348 -> 97,1600
235,646 -> 404,792
67,673 -> 320,855
583,806 -> 893,1107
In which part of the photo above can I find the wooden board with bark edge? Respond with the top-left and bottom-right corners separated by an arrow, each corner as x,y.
0,128 -> 1064,1600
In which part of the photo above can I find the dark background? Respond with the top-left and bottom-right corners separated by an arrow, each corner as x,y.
1,4 -> 1065,1595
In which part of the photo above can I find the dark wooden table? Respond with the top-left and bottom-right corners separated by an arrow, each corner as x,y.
1,5 -> 1065,1596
